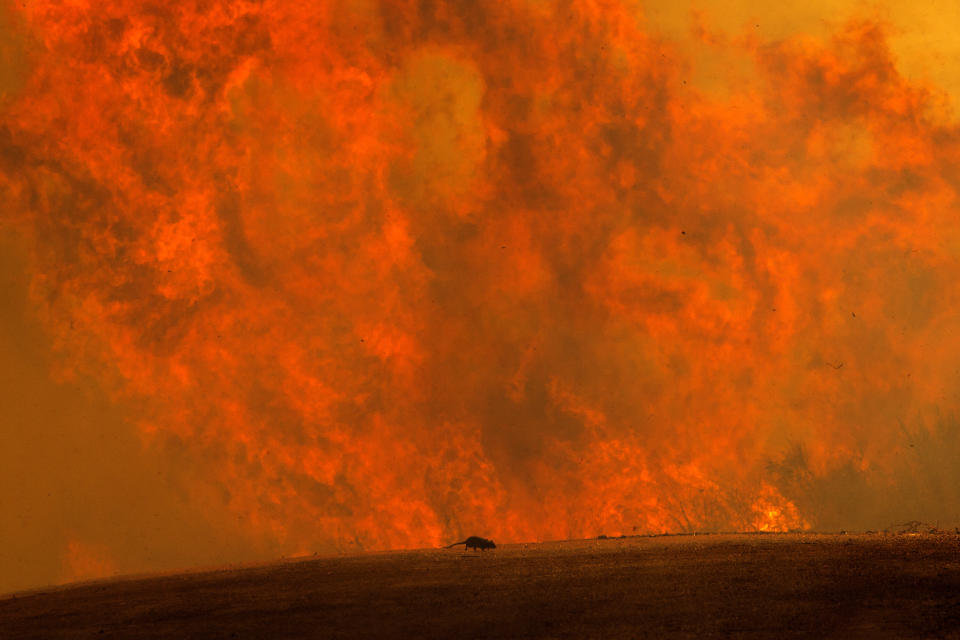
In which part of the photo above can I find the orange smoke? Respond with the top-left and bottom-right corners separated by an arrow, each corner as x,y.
3,0 -> 960,582
62,539 -> 115,584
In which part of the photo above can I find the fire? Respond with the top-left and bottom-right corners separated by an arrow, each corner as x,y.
751,485 -> 807,533
2,0 -> 960,581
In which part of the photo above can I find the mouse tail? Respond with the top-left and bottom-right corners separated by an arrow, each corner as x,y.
444,540 -> 467,548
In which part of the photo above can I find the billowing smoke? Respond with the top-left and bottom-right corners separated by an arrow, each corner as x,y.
2,0 -> 960,592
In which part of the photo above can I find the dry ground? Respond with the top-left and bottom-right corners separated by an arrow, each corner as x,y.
3,533 -> 960,639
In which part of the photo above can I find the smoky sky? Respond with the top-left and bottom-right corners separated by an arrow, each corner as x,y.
3,0 -> 960,593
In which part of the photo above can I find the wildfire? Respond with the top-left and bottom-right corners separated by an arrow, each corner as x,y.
2,0 -> 959,583
751,485 -> 807,533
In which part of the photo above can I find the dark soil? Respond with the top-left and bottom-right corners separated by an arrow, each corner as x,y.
2,533 -> 960,639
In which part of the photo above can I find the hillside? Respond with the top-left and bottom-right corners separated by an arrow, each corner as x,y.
2,534 -> 960,639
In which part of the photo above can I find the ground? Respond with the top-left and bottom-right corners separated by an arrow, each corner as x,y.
3,533 -> 960,639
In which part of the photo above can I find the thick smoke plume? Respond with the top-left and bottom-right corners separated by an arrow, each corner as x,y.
2,0 -> 960,590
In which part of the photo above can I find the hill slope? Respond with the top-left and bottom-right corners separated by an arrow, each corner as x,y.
2,534 -> 960,639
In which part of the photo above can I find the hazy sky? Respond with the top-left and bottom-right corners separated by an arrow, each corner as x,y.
4,0 -> 960,594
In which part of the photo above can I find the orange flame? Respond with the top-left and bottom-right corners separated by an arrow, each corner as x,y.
2,1 -> 960,571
